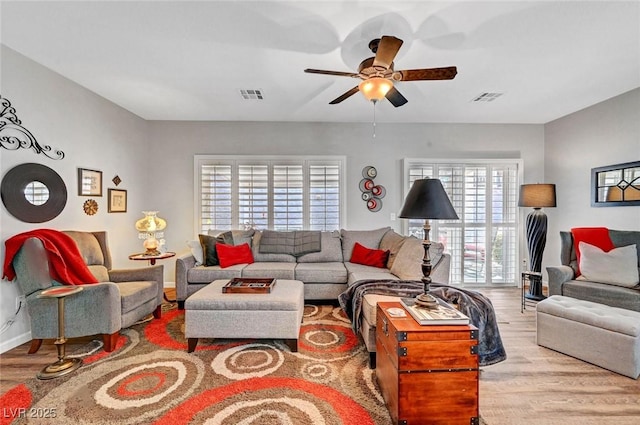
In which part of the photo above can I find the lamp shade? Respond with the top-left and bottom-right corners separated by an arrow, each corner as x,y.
399,179 -> 459,220
358,77 -> 393,101
518,184 -> 557,208
135,211 -> 167,233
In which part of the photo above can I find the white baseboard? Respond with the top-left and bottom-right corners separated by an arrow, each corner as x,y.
164,281 -> 175,288
0,331 -> 31,354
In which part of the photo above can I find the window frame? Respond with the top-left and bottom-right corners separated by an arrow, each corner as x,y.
194,155 -> 346,235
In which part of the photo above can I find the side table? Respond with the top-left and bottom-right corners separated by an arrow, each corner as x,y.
129,251 -> 176,303
36,286 -> 84,380
521,271 -> 544,313
128,251 -> 176,265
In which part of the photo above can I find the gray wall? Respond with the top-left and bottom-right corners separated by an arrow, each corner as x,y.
544,88 -> 640,267
146,120 -> 544,276
0,46 -> 151,352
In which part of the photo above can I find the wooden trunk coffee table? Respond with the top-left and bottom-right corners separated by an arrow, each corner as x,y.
376,301 -> 480,425
184,279 -> 304,352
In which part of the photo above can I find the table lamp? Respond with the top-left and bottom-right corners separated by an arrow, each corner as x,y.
399,178 -> 459,308
518,184 -> 556,300
135,211 -> 167,256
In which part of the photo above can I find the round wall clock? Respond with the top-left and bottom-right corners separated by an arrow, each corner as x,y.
83,199 -> 98,215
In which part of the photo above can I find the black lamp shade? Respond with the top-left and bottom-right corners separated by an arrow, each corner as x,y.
399,178 -> 459,220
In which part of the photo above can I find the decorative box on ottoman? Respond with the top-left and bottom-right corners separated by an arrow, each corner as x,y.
376,302 -> 480,425
185,279 -> 304,352
537,295 -> 640,379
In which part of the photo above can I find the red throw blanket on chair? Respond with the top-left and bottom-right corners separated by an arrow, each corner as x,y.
3,229 -> 99,285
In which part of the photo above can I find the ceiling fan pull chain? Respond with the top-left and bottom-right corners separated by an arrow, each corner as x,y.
372,100 -> 377,139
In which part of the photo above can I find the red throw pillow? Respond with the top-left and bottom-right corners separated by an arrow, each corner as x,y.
215,243 -> 254,268
570,227 -> 615,276
350,242 -> 390,268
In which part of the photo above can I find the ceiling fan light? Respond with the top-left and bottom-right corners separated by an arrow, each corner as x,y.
359,77 -> 393,101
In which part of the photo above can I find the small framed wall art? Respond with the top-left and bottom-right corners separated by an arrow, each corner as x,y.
78,168 -> 103,196
108,188 -> 127,213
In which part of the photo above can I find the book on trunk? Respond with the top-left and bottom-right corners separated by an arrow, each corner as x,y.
400,297 -> 470,325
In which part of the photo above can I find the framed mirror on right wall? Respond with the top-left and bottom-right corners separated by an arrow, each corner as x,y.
591,160 -> 640,207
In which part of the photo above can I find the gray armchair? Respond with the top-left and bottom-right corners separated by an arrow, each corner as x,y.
11,231 -> 163,353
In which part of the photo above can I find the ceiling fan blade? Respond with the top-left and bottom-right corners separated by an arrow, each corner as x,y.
372,35 -> 403,70
395,66 -> 458,81
385,87 -> 408,107
329,86 -> 360,104
305,68 -> 359,78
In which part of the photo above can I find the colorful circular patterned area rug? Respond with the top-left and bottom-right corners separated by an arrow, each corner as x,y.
1,305 -> 393,425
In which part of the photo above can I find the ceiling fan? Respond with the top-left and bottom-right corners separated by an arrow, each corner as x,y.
304,35 -> 457,107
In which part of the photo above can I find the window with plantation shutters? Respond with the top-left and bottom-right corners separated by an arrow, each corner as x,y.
273,165 -> 303,230
200,164 -> 232,230
404,159 -> 522,285
195,156 -> 345,234
239,165 -> 269,229
309,164 -> 340,231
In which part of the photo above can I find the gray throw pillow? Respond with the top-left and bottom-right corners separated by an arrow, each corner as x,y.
259,230 -> 296,254
231,229 -> 255,247
379,230 -> 407,269
297,231 -> 343,263
340,227 -> 391,261
252,231 -> 296,262
199,231 -> 233,266
390,236 -> 423,280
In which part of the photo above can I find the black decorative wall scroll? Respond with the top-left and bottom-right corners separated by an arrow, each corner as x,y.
0,95 -> 65,160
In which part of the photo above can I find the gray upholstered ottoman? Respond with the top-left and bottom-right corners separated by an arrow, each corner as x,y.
185,279 -> 304,353
537,295 -> 640,379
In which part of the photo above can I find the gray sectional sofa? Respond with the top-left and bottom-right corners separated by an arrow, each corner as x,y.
547,229 -> 640,312
175,226 -> 451,308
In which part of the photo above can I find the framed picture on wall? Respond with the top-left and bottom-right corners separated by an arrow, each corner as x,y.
78,168 -> 103,196
108,188 -> 127,213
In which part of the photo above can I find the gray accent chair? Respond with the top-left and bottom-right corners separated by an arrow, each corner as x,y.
11,231 -> 164,353
547,229 -> 640,312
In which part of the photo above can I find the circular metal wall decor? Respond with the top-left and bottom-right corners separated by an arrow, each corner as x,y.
362,166 -> 377,179
1,162 -> 67,223
359,166 -> 385,212
83,199 -> 98,216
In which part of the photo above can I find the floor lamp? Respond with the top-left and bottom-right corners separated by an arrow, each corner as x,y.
519,184 -> 556,301
399,178 -> 459,308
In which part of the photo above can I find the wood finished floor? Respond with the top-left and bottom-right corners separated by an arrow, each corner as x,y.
1,287 -> 639,424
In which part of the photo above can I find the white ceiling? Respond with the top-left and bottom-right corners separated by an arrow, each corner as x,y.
1,1 -> 639,124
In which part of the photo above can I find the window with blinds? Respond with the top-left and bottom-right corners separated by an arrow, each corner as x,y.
196,156 -> 345,233
404,159 -> 521,285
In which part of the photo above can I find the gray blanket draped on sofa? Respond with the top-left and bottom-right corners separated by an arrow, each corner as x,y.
338,280 -> 507,366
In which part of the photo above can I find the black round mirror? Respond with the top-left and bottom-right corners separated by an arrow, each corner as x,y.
1,163 -> 67,223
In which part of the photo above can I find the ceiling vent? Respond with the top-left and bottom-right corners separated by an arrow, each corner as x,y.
472,92 -> 503,102
239,89 -> 264,100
